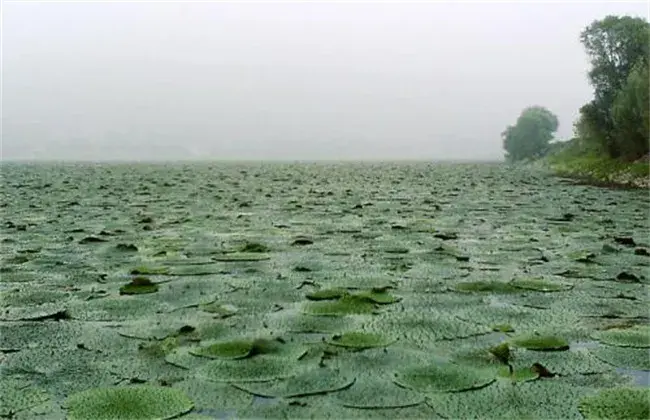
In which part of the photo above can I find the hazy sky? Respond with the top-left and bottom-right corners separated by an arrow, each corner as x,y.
2,1 -> 648,161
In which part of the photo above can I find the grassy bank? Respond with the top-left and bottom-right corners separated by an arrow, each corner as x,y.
546,154 -> 649,189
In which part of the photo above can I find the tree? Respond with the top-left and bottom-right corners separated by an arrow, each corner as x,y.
502,106 -> 559,162
611,58 -> 650,160
577,15 -> 650,159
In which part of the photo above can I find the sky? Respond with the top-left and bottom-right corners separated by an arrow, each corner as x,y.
2,1 -> 648,161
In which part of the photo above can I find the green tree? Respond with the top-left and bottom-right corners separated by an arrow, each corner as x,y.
577,15 -> 650,159
611,58 -> 650,160
502,106 -> 559,162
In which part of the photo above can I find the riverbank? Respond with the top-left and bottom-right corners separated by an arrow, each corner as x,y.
545,155 -> 650,189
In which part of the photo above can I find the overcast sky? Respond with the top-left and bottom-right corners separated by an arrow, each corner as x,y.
2,1 -> 648,161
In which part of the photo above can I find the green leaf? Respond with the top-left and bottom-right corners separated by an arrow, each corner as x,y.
119,277 -> 159,295
511,334 -> 570,351
394,362 -> 495,393
579,387 -> 650,420
510,278 -> 573,292
232,368 -> 354,398
327,332 -> 396,350
64,385 -> 194,420
592,325 -> 650,348
333,377 -> 425,409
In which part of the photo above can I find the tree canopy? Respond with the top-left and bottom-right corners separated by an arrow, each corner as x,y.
576,15 -> 650,160
502,106 -> 559,162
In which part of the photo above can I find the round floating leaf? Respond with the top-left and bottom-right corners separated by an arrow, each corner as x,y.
592,345 -> 650,370
196,356 -> 299,383
492,324 -> 515,333
238,242 -> 270,253
199,302 -> 238,318
496,365 -> 539,382
0,378 -> 50,417
511,334 -> 570,351
119,277 -> 159,295
306,288 -> 348,301
64,385 -> 194,420
233,368 -> 354,398
394,362 -> 495,393
172,378 -> 252,412
1,289 -> 70,307
592,325 -> 650,348
510,278 -> 573,292
429,378 -> 589,419
190,340 -> 255,360
453,281 -> 519,294
212,253 -> 270,262
355,290 -> 401,304
579,387 -> 649,420
327,332 -> 396,350
130,266 -> 169,275
334,377 -> 425,409
303,295 -> 376,316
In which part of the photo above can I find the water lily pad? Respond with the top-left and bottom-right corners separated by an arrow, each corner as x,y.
591,345 -> 650,370
579,387 -> 649,420
0,378 -> 50,417
119,277 -> 159,295
233,368 -> 354,398
303,295 -> 377,316
511,334 -> 570,351
496,365 -> 539,382
172,378 -> 253,412
196,356 -> 299,383
64,385 -> 194,420
327,332 -> 396,350
592,325 -> 650,348
429,378 -> 589,419
510,278 -> 573,292
306,288 -> 348,301
355,289 -> 401,304
190,339 -> 262,360
333,377 -> 425,409
212,253 -> 271,262
130,266 -> 169,275
199,302 -> 238,318
394,362 -> 495,393
453,281 -> 519,294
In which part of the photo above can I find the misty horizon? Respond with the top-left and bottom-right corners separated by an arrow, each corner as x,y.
2,2 -> 648,162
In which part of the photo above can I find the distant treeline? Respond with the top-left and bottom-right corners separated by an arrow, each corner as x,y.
503,15 -> 649,163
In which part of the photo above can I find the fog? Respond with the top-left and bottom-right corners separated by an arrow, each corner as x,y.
2,1 -> 648,161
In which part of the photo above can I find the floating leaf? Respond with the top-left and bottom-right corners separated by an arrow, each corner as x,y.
233,368 -> 354,398
119,277 -> 159,295
488,342 -> 511,364
394,362 -> 495,393
306,288 -> 348,301
355,289 -> 401,304
579,387 -> 649,420
130,266 -> 169,275
64,385 -> 194,420
591,345 -> 650,370
190,339 -> 255,360
303,295 -> 377,316
496,365 -> 539,382
510,278 -> 573,292
327,332 -> 396,350
199,302 -> 238,318
0,378 -> 50,417
333,377 -> 425,409
212,253 -> 271,262
592,325 -> 650,348
511,334 -> 570,351
197,356 -> 299,383
453,281 -> 519,294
